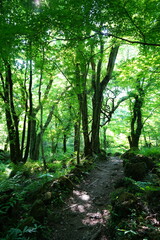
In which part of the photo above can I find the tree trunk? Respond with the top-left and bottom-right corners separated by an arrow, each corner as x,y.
31,132 -> 41,160
128,95 -> 143,150
103,127 -> 107,150
22,50 -> 33,163
91,46 -> 119,154
30,105 -> 55,160
63,134 -> 67,153
4,63 -> 22,163
29,116 -> 37,159
74,112 -> 81,164
78,93 -> 91,156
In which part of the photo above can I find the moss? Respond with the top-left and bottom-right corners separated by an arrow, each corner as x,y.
111,190 -> 140,218
124,162 -> 147,180
30,199 -> 46,222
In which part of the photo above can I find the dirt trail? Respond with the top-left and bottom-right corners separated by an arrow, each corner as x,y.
52,157 -> 124,240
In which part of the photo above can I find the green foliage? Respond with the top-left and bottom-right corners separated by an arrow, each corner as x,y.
135,181 -> 160,192
138,147 -> 160,159
5,224 -> 43,240
0,0 -> 159,238
109,148 -> 160,239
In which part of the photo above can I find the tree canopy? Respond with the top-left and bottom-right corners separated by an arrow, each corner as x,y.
0,0 -> 159,163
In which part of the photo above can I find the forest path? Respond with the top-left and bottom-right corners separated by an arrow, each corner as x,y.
52,157 -> 124,240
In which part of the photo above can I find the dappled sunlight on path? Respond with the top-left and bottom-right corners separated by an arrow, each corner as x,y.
82,210 -> 110,226
52,157 -> 124,240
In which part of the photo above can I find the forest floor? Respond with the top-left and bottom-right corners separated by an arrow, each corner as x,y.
51,156 -> 124,240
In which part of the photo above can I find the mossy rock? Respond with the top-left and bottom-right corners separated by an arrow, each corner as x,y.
114,177 -> 140,193
122,151 -> 155,171
124,162 -> 147,180
129,154 -> 155,170
112,191 -> 139,218
111,187 -> 126,207
114,152 -> 122,157
30,199 -> 46,222
122,151 -> 136,160
43,191 -> 52,204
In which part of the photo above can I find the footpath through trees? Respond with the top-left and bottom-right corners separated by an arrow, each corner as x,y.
51,157 -> 124,240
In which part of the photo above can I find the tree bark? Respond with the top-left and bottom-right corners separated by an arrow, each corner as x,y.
128,95 -> 143,149
74,112 -> 81,164
31,104 -> 55,160
75,61 -> 91,157
63,134 -> 67,153
3,63 -> 22,163
78,93 -> 91,156
91,46 -> 119,154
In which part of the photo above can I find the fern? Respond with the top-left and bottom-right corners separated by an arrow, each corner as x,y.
135,181 -> 160,191
139,147 -> 160,159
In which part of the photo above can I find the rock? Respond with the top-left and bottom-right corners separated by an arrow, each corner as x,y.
122,151 -> 155,171
114,152 -> 122,157
30,199 -> 46,222
124,162 -> 147,180
43,191 -> 52,204
112,191 -> 139,217
122,151 -> 136,160
132,154 -> 155,170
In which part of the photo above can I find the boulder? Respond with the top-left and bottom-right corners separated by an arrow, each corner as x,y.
30,199 -> 46,222
124,162 -> 147,180
112,191 -> 139,218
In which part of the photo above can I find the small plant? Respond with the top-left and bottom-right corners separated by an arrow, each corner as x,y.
5,224 -> 43,240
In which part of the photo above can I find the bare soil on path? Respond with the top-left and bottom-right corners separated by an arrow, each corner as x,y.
52,156 -> 124,240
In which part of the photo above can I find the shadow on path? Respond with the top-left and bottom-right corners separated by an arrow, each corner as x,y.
52,157 -> 124,240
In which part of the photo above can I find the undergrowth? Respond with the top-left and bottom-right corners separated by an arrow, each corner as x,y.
0,153 -> 92,239
108,147 -> 160,240
138,147 -> 160,159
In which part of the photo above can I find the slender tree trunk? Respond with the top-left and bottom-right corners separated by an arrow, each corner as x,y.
63,134 -> 67,153
103,127 -> 107,150
4,136 -> 9,151
128,95 -> 143,149
29,116 -> 37,159
78,93 -> 91,156
39,49 -> 47,169
91,46 -> 119,154
32,133 -> 41,160
22,55 -> 33,163
4,63 -> 21,163
75,61 -> 91,157
51,136 -> 58,154
74,112 -> 81,164
31,105 -> 55,160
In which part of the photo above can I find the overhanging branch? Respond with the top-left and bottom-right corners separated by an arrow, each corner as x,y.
107,33 -> 160,47
49,32 -> 160,47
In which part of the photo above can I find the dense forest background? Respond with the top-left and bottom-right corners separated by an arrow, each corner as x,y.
0,0 -> 160,239
0,0 -> 159,164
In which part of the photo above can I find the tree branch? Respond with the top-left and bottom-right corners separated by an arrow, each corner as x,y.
49,32 -> 160,47
100,46 -> 119,93
107,33 -> 160,47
